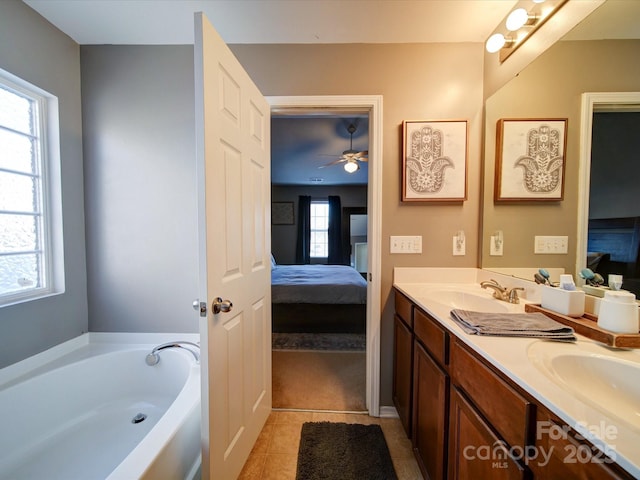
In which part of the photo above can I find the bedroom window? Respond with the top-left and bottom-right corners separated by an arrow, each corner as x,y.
310,201 -> 329,258
0,69 -> 64,307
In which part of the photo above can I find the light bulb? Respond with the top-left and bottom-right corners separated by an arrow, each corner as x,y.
506,8 -> 530,31
344,161 -> 359,173
485,33 -> 506,53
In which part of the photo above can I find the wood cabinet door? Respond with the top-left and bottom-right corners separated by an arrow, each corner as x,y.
533,415 -> 632,480
393,314 -> 413,436
448,387 -> 529,480
413,341 -> 449,480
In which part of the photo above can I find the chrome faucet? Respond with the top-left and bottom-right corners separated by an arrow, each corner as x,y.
480,279 -> 524,304
145,341 -> 200,365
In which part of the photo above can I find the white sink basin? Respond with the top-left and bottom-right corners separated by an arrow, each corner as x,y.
414,286 -> 522,313
528,341 -> 640,432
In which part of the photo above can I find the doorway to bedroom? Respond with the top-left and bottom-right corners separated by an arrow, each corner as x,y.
270,111 -> 369,412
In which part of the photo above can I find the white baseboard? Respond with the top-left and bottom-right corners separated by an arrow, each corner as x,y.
379,406 -> 399,418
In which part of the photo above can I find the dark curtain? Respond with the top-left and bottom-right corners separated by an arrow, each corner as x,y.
328,195 -> 344,264
295,195 -> 311,264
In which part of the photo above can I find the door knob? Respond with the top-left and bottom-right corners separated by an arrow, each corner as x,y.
212,297 -> 233,314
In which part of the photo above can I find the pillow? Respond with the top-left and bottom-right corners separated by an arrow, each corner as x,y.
270,254 -> 277,269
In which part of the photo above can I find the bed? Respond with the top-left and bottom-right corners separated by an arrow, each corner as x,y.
587,216 -> 640,296
271,261 -> 367,333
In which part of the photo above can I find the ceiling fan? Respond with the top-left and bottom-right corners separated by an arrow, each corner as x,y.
318,123 -> 368,173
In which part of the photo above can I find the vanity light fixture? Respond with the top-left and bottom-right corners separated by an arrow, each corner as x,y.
506,8 -> 537,31
485,0 -> 568,63
485,33 -> 515,53
344,160 -> 359,173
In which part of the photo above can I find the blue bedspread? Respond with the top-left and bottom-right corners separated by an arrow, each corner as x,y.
271,264 -> 367,304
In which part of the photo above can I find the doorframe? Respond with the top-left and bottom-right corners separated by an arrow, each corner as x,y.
576,92 -> 640,280
268,95 -> 383,416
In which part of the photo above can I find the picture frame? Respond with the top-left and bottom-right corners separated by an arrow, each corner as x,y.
402,120 -> 468,202
495,118 -> 568,202
271,201 -> 294,225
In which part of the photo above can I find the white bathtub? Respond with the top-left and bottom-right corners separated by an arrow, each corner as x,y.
0,333 -> 201,480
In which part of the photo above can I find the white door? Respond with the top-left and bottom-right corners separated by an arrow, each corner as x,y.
194,13 -> 272,480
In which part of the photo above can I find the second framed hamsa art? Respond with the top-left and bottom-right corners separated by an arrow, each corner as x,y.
494,118 -> 568,202
402,120 -> 468,202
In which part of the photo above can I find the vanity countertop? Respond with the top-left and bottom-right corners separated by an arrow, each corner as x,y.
393,267 -> 640,478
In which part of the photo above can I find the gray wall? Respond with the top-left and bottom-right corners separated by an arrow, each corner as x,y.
81,45 -> 199,333
0,0 -> 87,368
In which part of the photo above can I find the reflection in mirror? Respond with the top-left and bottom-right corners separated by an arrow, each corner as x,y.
576,93 -> 640,298
481,0 -> 640,290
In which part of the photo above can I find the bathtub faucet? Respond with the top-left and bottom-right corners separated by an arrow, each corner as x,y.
146,341 -> 200,365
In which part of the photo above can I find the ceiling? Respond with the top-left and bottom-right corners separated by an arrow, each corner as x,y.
23,0 -> 518,45
23,0 -> 520,186
272,116 -> 369,186
23,0 -> 636,187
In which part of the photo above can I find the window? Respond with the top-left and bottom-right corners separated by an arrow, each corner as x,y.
0,69 -> 63,306
310,201 -> 329,258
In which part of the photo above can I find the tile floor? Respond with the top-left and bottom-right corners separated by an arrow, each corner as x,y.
238,410 -> 424,480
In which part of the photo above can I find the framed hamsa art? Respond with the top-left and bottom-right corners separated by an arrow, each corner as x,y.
402,120 -> 468,202
495,118 -> 568,202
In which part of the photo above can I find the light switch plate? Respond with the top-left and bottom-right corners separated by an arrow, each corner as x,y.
390,235 -> 422,254
534,235 -> 568,254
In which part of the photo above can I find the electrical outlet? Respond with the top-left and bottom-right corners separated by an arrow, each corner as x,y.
390,236 -> 422,254
534,236 -> 568,254
490,235 -> 503,256
453,236 -> 465,256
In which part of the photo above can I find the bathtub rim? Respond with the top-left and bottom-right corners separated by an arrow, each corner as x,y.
0,332 -> 202,480
0,332 -> 200,387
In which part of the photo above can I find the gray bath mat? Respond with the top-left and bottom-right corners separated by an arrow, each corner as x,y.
296,422 -> 397,480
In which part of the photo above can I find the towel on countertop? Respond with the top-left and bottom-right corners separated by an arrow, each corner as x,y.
450,309 -> 576,341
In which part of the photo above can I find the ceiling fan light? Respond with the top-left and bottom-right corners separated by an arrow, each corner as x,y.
344,161 -> 359,173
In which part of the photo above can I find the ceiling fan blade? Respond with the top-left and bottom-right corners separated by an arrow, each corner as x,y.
318,158 -> 347,168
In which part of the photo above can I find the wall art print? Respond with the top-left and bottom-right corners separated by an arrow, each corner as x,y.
271,202 -> 294,225
495,118 -> 567,202
402,120 -> 468,202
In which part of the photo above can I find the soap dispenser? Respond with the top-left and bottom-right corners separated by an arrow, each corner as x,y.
597,290 -> 640,334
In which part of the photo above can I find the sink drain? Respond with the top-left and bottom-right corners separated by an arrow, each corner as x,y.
131,413 -> 147,424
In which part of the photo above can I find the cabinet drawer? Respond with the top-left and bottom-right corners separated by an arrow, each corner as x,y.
451,339 -> 533,450
395,290 -> 413,328
414,308 -> 448,366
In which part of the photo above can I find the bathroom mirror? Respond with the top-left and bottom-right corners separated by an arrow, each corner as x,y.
480,0 -> 640,288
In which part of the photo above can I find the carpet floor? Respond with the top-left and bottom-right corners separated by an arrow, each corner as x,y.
272,350 -> 366,411
296,422 -> 398,480
272,332 -> 366,351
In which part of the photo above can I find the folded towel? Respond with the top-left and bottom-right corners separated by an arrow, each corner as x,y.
450,309 -> 576,341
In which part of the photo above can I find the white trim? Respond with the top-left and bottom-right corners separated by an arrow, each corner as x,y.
576,92 -> 640,281
0,68 -> 65,307
267,95 -> 383,417
379,406 -> 399,418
